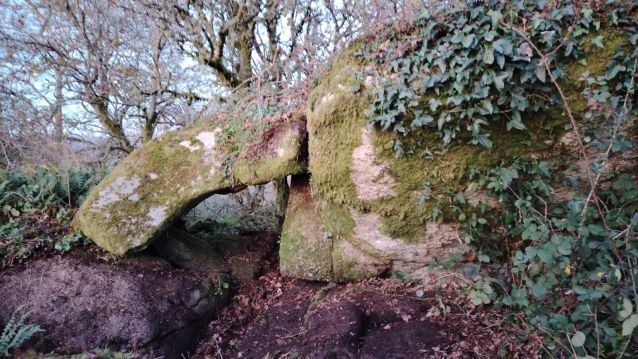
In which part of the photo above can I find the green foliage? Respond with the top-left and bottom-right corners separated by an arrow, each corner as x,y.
360,0 -> 638,356
0,308 -> 43,355
0,166 -> 104,267
458,157 -> 638,356
361,1 -> 637,154
215,281 -> 230,296
469,280 -> 496,305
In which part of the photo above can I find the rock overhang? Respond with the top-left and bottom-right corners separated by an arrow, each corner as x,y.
73,116 -> 308,255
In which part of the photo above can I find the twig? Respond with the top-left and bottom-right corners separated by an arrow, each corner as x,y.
579,55 -> 638,228
502,21 -> 609,230
0,139 -> 12,168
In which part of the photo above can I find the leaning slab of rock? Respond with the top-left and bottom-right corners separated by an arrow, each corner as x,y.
74,117 -> 307,255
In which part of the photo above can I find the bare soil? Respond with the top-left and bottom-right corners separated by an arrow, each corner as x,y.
1,232 -> 541,358
0,247 -> 228,358
196,252 -> 542,359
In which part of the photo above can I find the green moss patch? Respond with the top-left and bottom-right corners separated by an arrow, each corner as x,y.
75,118 -> 307,255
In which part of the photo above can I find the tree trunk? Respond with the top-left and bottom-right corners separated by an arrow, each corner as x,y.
53,69 -> 64,142
90,97 -> 134,153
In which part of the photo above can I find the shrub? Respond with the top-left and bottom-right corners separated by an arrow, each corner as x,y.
0,166 -> 105,267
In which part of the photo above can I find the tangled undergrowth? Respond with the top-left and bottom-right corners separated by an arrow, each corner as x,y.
0,167 -> 104,268
362,1 -> 638,357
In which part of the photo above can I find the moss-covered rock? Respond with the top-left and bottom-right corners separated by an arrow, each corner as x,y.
280,175 -> 388,281
74,118 -> 307,255
280,29 -> 628,282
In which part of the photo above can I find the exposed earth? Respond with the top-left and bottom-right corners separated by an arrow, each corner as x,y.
0,231 -> 540,358
195,250 -> 541,359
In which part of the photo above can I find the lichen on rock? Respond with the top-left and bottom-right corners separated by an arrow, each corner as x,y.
74,117 -> 307,255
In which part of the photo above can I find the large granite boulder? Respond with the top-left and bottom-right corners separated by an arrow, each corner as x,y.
74,118 -> 307,255
279,29 -> 629,282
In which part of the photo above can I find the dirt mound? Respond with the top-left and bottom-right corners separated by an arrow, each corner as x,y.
0,248 -> 229,358
221,285 -> 441,358
196,261 -> 541,358
236,288 -> 442,358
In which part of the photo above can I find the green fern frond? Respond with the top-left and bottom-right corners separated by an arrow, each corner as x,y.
0,308 -> 43,355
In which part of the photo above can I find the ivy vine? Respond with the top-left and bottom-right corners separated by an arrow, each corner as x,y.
361,1 -> 637,154
361,1 -> 638,356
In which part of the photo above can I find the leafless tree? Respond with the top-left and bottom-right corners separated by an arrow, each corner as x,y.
1,0 -> 212,158
0,0 -> 426,168
139,0 -> 424,99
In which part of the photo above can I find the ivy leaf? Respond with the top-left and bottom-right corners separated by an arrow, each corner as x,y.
462,34 -> 475,48
570,331 -> 586,347
622,314 -> 638,336
507,111 -> 525,130
487,9 -> 502,27
496,55 -> 505,69
481,99 -> 493,114
473,134 -> 493,149
436,58 -> 447,72
437,113 -> 446,131
531,16 -> 543,30
565,41 -> 574,56
607,65 -> 626,80
483,47 -> 495,65
493,73 -> 508,90
412,114 -> 433,127
591,35 -> 604,49
432,207 -> 443,221
535,65 -> 546,83
619,298 -> 633,320
518,42 -> 533,59
429,98 -> 442,111
493,39 -> 513,56
500,168 -> 518,186
484,30 -> 498,42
